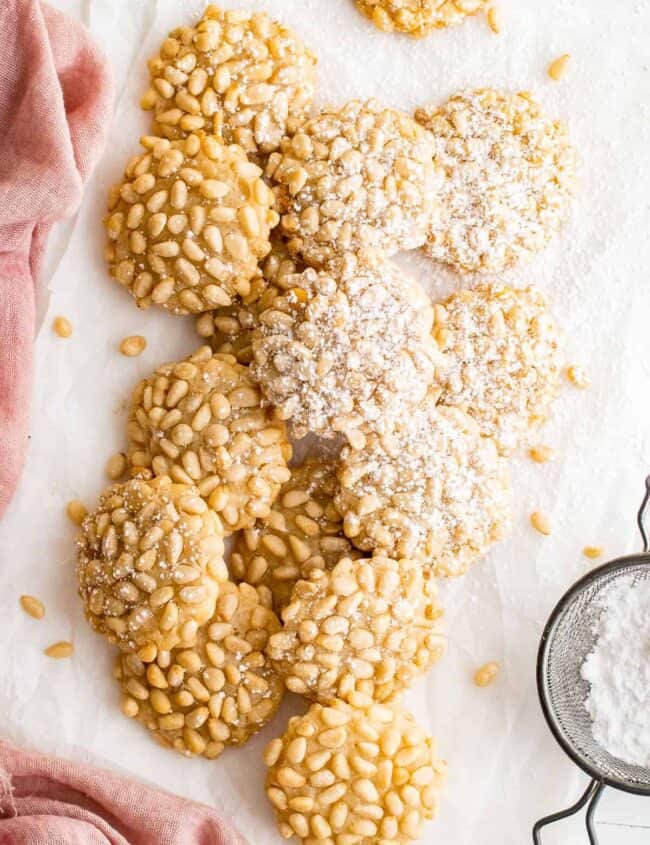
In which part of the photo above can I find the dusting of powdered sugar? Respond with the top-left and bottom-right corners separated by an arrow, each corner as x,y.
581,577 -> 650,768
415,88 -> 576,275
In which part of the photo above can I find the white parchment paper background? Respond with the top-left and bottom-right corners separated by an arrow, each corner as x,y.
2,1 -> 650,842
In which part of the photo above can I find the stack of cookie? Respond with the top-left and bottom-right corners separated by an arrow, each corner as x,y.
75,6 -> 575,844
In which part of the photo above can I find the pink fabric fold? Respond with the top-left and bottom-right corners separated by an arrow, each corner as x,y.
0,0 -> 114,518
0,741 -> 247,844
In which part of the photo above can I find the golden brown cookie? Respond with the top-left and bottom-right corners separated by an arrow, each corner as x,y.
127,346 -> 292,533
105,133 -> 276,314
267,554 -> 445,704
265,698 -> 446,844
230,460 -> 357,611
357,0 -> 487,37
142,6 -> 317,157
76,476 -> 227,653
117,581 -> 283,758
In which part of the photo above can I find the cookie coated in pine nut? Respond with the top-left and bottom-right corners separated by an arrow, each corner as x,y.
266,553 -> 446,705
116,581 -> 283,759
195,235 -> 304,365
250,257 -> 442,442
335,400 -> 511,576
230,460 -> 358,612
127,346 -> 292,533
141,6 -> 317,158
415,88 -> 576,274
433,283 -> 564,455
356,0 -> 487,37
267,99 -> 439,268
76,476 -> 227,654
264,698 -> 447,844
105,133 -> 276,315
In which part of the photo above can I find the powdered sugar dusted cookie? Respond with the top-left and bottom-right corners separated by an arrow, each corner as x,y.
250,257 -> 442,443
415,89 -> 576,273
335,400 -> 510,575
142,6 -> 317,157
357,0 -> 487,37
433,283 -> 564,454
268,99 -> 439,267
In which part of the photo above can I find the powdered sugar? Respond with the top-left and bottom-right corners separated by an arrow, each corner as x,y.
581,577 -> 650,768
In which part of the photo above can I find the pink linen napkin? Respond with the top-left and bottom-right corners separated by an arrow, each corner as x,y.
0,741 -> 248,844
0,0 -> 113,519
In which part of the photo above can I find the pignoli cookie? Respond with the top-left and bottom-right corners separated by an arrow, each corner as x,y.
230,460 -> 357,611
76,476 -> 227,654
267,554 -> 445,704
433,283 -> 563,454
415,88 -> 576,274
250,257 -> 442,443
117,581 -> 283,758
105,133 -> 276,315
142,6 -> 317,157
265,698 -> 446,844
268,99 -> 439,267
127,346 -> 292,533
335,400 -> 511,575
356,0 -> 488,36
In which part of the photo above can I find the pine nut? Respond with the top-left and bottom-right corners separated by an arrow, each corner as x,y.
548,54 -> 571,81
45,641 -> 73,659
529,445 -> 554,464
567,365 -> 589,389
20,594 -> 45,619
474,661 -> 499,687
486,6 -> 501,33
583,546 -> 604,559
53,316 -> 72,338
531,511 -> 552,536
105,452 -> 127,480
120,335 -> 147,357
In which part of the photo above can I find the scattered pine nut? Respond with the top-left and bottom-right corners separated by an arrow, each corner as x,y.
120,335 -> 147,357
66,499 -> 88,526
529,445 -> 554,464
106,452 -> 127,480
20,594 -> 45,619
486,6 -> 501,33
531,511 -> 552,535
567,365 -> 589,389
474,661 -> 499,687
45,641 -> 73,659
583,546 -> 604,559
53,316 -> 72,338
548,54 -> 571,81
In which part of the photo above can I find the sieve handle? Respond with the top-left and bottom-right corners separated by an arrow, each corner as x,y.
637,475 -> 650,553
532,778 -> 605,844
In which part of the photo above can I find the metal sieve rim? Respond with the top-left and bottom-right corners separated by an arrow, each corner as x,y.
536,551 -> 650,797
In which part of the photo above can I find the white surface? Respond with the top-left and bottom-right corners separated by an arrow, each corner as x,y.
2,1 -> 650,843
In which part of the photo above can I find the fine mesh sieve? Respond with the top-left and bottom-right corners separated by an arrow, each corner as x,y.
533,476 -> 650,844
